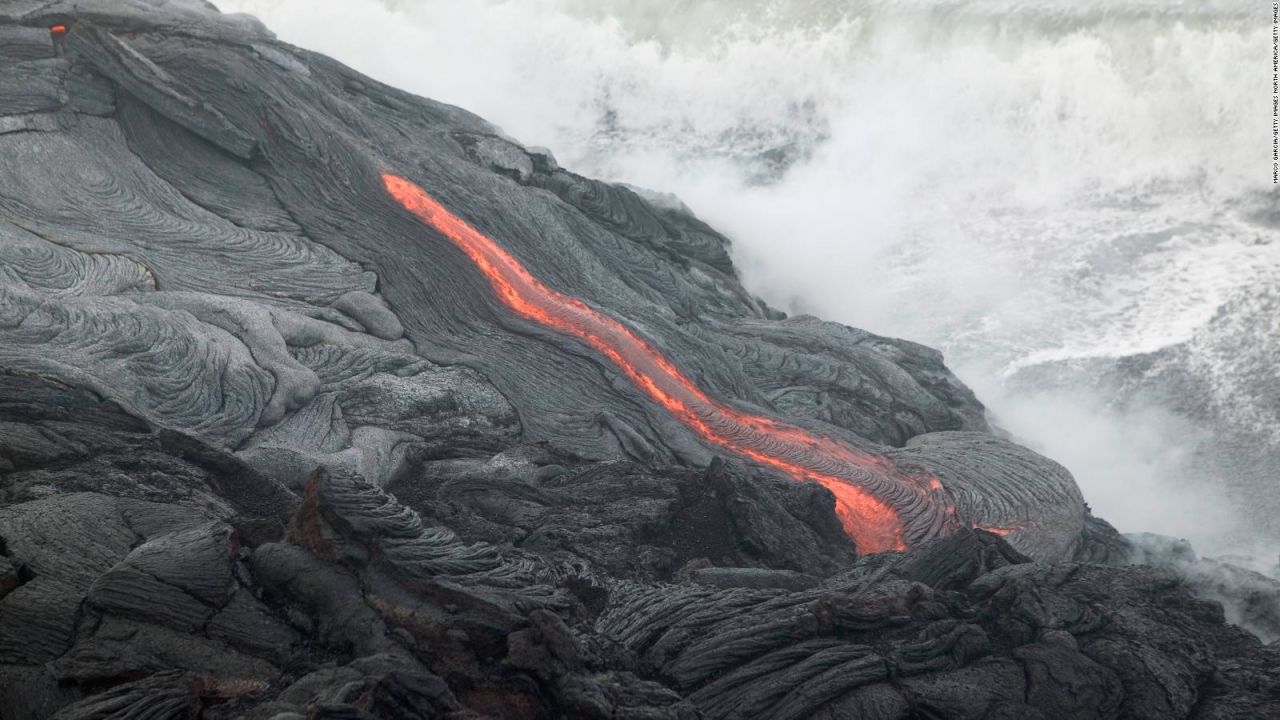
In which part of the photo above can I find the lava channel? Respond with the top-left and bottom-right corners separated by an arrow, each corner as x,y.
383,172 -> 949,553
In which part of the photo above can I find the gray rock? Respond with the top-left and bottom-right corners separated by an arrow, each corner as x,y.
48,671 -> 197,720
87,521 -> 236,631
683,566 -> 821,591
331,290 -> 404,340
0,26 -> 55,61
0,59 -> 68,115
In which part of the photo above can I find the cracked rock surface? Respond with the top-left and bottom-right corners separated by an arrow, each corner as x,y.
0,1 -> 1277,718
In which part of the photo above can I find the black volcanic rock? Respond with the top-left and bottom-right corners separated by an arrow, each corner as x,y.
0,372 -> 1277,718
0,1 -> 1276,718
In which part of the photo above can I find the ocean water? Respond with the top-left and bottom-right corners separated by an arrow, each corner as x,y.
218,0 -> 1275,562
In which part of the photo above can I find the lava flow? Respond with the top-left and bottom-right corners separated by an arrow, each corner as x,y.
383,172 -> 946,553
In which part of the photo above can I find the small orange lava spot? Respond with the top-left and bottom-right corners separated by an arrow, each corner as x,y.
50,24 -> 67,37
381,172 -> 956,554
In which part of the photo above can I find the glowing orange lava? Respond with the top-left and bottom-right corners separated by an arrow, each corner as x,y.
383,172 -> 944,553
50,25 -> 67,38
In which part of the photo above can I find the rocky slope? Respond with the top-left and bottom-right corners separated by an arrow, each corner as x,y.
0,1 -> 1276,718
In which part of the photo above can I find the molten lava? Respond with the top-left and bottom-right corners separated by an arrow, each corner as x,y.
383,172 -> 949,553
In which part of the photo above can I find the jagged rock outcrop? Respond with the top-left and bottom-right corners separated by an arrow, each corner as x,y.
1,373 -> 1278,718
0,1 -> 1276,718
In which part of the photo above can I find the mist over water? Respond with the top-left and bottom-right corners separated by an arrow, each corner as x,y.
220,0 -> 1275,561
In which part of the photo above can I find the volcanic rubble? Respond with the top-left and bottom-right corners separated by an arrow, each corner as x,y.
0,1 -> 1277,718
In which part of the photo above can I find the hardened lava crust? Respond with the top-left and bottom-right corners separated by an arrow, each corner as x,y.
0,2 -> 1277,718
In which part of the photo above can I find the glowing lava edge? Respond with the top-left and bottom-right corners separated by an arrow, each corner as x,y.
383,172 -> 962,553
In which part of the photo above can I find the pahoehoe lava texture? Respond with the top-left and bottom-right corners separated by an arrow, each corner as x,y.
0,2 -> 1276,718
2,0 -> 1071,558
381,171 -> 935,554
